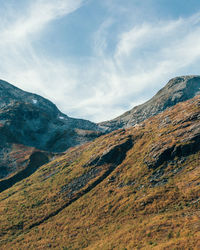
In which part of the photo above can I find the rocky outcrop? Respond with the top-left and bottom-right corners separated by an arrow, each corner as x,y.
59,136 -> 133,199
83,136 -> 133,168
145,133 -> 200,171
100,75 -> 200,130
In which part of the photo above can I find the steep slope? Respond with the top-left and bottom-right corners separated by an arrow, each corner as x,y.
0,144 -> 53,193
0,80 -> 104,151
0,95 -> 199,249
1,76 -> 199,182
0,80 -> 104,180
101,75 -> 200,130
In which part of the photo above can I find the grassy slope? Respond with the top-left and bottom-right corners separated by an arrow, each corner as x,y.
0,96 -> 200,249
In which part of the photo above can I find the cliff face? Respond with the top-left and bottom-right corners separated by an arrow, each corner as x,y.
100,75 -> 200,130
0,95 -> 199,249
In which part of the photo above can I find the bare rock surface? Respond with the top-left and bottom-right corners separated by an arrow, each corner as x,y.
100,75 -> 200,130
0,80 -> 104,153
0,80 -> 104,180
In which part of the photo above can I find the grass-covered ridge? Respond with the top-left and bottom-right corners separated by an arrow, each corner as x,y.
0,96 -> 199,249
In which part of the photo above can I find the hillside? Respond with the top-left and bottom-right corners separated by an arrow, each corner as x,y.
0,80 -> 104,152
1,76 -> 200,185
101,75 -> 200,131
0,144 -> 53,193
0,95 -> 199,249
0,80 -> 104,181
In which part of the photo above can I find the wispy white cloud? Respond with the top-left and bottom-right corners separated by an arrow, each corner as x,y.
0,0 -> 84,105
82,12 -> 200,121
93,18 -> 114,56
0,1 -> 200,122
1,0 -> 84,43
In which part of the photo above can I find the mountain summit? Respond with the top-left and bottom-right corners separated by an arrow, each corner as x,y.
0,80 -> 60,115
0,80 -> 104,182
100,75 -> 200,130
0,76 -> 199,188
0,80 -> 104,152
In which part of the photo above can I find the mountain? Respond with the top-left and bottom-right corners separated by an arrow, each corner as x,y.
0,75 -> 200,192
100,75 -> 200,130
0,80 -> 104,152
0,80 -> 104,181
0,95 -> 199,249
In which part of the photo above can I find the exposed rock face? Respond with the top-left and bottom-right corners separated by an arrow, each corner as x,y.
100,75 -> 200,130
0,80 -> 104,153
0,80 -> 104,180
83,136 -> 133,168
145,114 -> 200,171
0,76 -> 199,184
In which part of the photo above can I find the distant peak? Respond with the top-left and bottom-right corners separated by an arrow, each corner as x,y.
100,75 -> 200,130
166,75 -> 200,88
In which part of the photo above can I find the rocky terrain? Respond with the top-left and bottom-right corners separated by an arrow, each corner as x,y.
0,95 -> 199,249
0,80 -> 104,152
0,80 -> 104,181
101,75 -> 200,130
0,76 -> 199,249
0,76 -> 200,183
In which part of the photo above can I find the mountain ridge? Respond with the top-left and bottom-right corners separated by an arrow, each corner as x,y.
0,79 -> 103,131
0,75 -> 200,186
100,75 -> 200,130
0,81 -> 102,152
0,95 -> 199,249
0,79 -> 104,182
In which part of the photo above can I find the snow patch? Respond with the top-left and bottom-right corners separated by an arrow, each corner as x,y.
32,99 -> 38,104
59,116 -> 65,120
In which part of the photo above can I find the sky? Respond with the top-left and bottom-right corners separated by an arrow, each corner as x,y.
0,0 -> 200,122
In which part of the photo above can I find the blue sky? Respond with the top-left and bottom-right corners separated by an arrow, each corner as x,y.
0,0 -> 200,122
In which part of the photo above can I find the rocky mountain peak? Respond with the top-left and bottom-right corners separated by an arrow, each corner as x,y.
159,75 -> 200,100
0,79 -> 62,117
0,80 -> 104,154
166,75 -> 199,88
100,75 -> 200,130
0,76 -> 199,183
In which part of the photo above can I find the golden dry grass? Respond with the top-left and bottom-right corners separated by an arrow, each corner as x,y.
0,96 -> 199,249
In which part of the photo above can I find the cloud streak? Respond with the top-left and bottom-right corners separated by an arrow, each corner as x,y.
1,0 -> 84,43
0,1 -> 200,122
74,11 -> 200,121
0,0 -> 84,104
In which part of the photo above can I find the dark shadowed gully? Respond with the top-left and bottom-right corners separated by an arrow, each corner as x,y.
28,137 -> 133,230
0,151 -> 49,192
